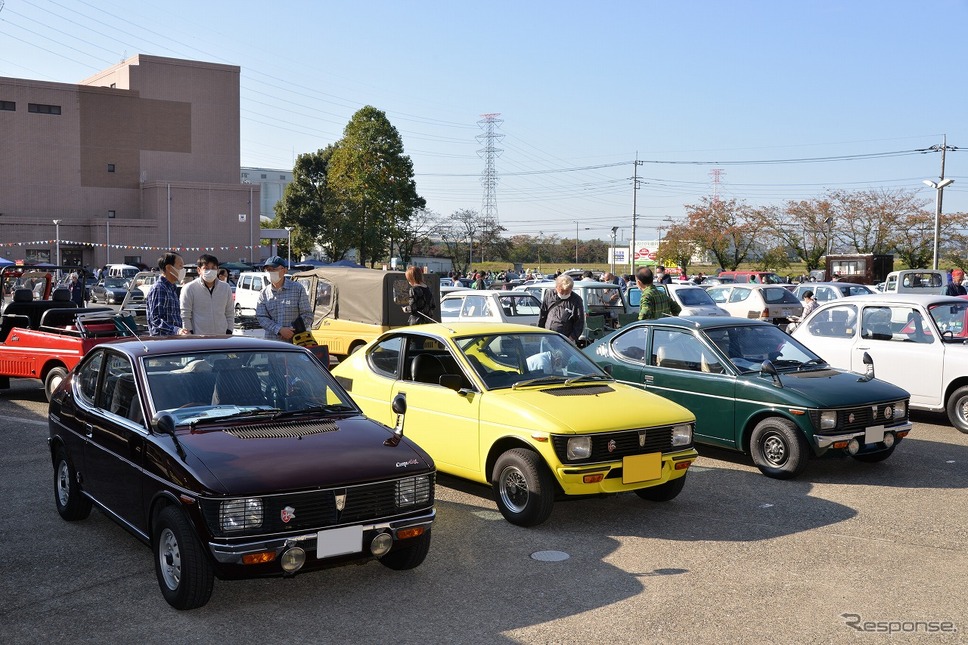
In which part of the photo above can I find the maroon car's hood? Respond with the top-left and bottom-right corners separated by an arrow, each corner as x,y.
176,414 -> 433,495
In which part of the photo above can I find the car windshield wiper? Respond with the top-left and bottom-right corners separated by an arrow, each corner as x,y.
511,375 -> 569,389
188,407 -> 284,426
797,358 -> 827,371
564,374 -> 612,385
271,404 -> 357,420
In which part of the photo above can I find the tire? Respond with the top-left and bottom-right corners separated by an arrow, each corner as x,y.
45,366 -> 69,402
153,506 -> 214,610
634,472 -> 687,502
749,417 -> 809,479
852,444 -> 897,463
379,529 -> 432,571
348,342 -> 365,356
491,448 -> 555,527
53,447 -> 92,521
946,385 -> 968,434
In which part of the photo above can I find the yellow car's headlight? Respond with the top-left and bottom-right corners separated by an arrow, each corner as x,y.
671,424 -> 693,446
566,436 -> 592,460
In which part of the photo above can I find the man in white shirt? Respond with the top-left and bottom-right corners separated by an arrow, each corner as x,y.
180,253 -> 235,335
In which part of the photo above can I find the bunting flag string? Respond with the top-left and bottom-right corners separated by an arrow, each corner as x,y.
0,239 -> 263,251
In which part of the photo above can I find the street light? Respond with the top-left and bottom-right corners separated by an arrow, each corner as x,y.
285,226 -> 294,270
610,226 -> 619,275
923,178 -> 955,270
52,219 -> 62,266
106,211 -> 115,264
574,222 -> 589,264
824,216 -> 834,257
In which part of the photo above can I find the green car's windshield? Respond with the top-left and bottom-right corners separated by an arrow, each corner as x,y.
704,324 -> 825,374
142,349 -> 356,424
455,332 -> 609,390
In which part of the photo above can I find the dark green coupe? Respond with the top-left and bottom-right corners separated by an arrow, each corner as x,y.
584,317 -> 912,478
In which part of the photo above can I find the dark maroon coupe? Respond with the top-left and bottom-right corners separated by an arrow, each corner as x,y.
48,336 -> 436,610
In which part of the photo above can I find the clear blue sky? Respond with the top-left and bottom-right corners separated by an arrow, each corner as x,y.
2,0 -> 965,244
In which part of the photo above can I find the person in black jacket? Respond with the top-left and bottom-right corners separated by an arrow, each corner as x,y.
404,266 -> 436,324
537,274 -> 584,344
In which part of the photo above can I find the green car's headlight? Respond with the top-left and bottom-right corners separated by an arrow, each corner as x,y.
820,411 -> 837,430
566,436 -> 592,460
219,498 -> 263,532
671,424 -> 693,446
396,475 -> 431,507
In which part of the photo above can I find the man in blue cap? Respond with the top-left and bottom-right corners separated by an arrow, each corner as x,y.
255,256 -> 312,342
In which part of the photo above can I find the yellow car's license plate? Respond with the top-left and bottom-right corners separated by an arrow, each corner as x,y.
623,452 -> 661,484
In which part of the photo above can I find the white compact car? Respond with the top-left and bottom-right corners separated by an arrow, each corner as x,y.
440,290 -> 541,326
791,293 -> 968,433
627,284 -> 730,317
705,284 -> 803,326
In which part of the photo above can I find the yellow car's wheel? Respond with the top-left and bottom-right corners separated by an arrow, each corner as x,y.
491,448 -> 555,527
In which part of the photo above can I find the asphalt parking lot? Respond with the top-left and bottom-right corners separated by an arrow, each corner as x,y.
1,378 -> 966,644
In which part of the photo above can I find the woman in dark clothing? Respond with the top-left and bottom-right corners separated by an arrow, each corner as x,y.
404,266 -> 436,325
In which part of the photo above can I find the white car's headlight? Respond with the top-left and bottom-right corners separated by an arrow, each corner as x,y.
820,411 -> 837,430
566,436 -> 592,460
219,498 -> 263,532
671,424 -> 693,446
396,475 -> 431,507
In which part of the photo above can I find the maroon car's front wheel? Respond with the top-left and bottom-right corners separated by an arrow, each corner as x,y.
153,506 -> 214,610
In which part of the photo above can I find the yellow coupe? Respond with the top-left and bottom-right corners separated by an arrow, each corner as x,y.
331,323 -> 698,526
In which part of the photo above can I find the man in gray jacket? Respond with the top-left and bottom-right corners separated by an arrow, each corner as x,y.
537,274 -> 585,344
180,253 -> 235,335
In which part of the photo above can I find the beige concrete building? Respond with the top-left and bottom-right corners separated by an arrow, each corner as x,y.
0,54 -> 261,268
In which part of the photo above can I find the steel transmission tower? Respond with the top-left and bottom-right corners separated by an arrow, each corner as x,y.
477,113 -> 504,262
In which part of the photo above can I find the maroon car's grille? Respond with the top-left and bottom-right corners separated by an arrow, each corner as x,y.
551,426 -> 688,464
200,473 -> 435,537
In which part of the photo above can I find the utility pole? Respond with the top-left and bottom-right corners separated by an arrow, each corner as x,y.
630,154 -> 643,275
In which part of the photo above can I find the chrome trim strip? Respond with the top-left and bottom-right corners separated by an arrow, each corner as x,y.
814,421 -> 912,448
207,508 -> 437,563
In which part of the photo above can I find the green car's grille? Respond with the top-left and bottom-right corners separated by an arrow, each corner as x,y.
200,473 -> 435,538
550,426 -> 685,464
810,401 -> 909,432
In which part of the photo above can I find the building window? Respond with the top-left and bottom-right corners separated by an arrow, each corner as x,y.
107,164 -> 116,173
0,101 -> 15,111
280,175 -> 286,180
28,103 -> 61,115
261,174 -> 266,179
242,173 -> 248,178
108,210 -> 116,219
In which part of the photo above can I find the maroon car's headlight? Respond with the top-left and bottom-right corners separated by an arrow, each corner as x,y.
395,475 -> 432,507
219,498 -> 263,532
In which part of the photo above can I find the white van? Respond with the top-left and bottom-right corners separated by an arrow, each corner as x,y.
234,271 -> 295,314
104,264 -> 140,280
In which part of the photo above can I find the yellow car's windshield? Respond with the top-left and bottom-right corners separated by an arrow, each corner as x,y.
455,332 -> 608,390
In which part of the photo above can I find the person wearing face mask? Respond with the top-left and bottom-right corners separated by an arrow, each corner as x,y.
180,253 -> 235,335
255,256 -> 312,342
146,251 -> 191,336
537,274 -> 584,344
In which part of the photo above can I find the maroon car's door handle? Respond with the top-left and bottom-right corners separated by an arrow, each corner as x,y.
84,423 -> 93,438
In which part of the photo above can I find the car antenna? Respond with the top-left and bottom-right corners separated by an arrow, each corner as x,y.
416,310 -> 456,333
114,314 -> 150,352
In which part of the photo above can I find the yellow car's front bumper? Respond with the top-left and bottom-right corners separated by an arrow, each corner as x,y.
554,448 -> 698,495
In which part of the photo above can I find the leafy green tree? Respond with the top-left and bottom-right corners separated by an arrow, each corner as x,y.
274,145 -> 350,260
328,106 -> 425,267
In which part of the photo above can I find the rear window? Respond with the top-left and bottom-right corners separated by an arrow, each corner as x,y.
762,287 -> 800,304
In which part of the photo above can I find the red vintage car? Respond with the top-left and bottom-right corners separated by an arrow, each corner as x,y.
1,266 -> 121,399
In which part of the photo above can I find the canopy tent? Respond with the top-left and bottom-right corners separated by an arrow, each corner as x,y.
0,257 -> 13,266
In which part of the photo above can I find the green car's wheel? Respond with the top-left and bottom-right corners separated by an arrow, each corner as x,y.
749,417 -> 808,479
491,448 -> 555,527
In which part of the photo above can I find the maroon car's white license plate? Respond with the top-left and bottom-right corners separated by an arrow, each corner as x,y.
316,525 -> 362,558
